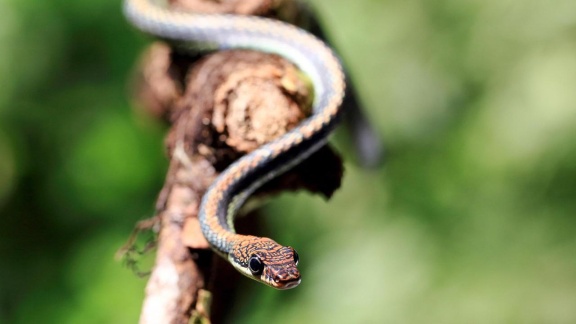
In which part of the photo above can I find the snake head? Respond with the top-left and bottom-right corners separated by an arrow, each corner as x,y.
229,236 -> 301,289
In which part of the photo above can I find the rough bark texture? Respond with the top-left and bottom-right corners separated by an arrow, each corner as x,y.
128,1 -> 344,323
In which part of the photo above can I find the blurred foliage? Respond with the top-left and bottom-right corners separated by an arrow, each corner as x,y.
0,0 -> 575,323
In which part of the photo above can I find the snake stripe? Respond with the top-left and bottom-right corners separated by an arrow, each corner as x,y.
125,0 -> 345,289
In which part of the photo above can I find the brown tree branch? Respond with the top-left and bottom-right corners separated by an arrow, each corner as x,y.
126,1 -> 344,323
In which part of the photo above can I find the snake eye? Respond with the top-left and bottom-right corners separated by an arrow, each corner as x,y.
248,255 -> 264,275
293,250 -> 299,266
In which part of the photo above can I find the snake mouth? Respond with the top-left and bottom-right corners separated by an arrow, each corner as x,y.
275,278 -> 301,290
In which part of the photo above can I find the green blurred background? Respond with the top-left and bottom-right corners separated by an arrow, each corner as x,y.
1,0 -> 576,322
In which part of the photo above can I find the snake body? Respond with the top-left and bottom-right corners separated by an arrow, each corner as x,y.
124,0 -> 345,289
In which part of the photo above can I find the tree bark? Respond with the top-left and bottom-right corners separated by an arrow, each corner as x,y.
127,1 -> 343,323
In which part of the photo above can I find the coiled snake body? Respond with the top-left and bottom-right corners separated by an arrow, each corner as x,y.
124,0 -> 345,289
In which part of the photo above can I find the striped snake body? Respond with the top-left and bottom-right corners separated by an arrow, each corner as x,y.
124,0 -> 345,289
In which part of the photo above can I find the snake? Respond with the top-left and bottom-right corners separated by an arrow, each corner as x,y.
124,0 -> 345,289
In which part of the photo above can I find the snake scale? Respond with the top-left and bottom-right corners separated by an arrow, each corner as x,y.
124,0 -> 345,289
